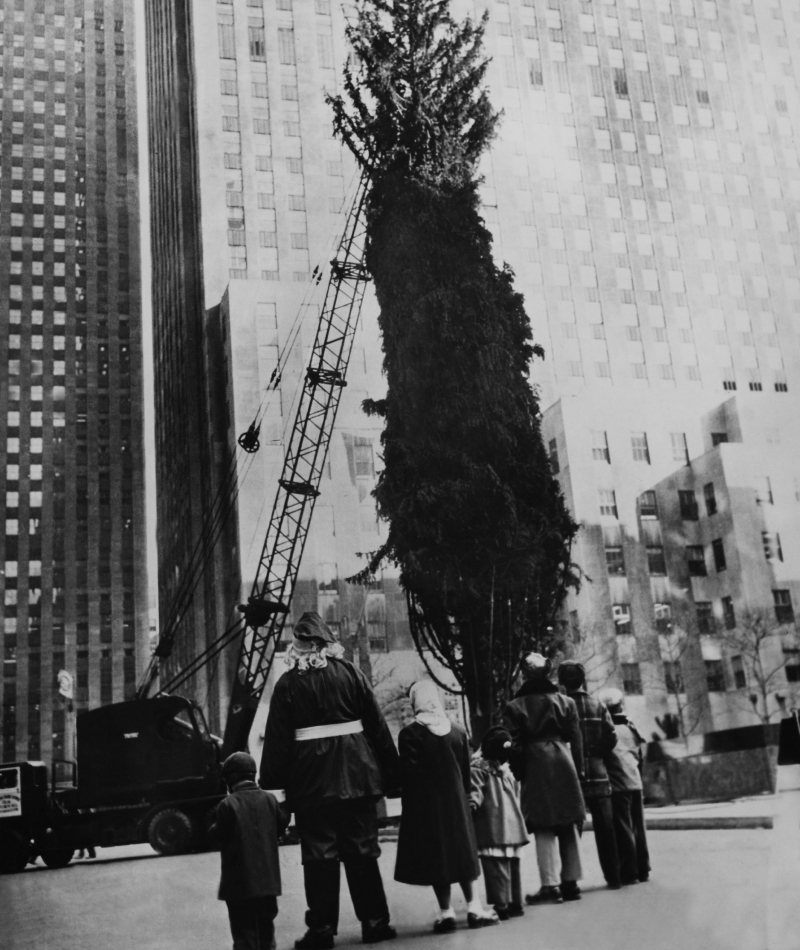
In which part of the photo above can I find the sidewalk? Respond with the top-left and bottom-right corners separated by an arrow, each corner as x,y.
381,791 -> 776,833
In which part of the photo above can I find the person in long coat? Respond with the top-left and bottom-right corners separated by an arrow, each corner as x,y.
558,661 -> 621,889
210,752 -> 290,950
395,681 -> 497,933
260,612 -> 399,950
504,653 -> 586,903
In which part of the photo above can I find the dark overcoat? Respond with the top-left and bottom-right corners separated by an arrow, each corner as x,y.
209,781 -> 289,901
504,680 -> 586,830
567,689 -> 618,799
394,722 -> 481,886
259,656 -> 399,812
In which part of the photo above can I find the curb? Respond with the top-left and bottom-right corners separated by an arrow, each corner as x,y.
375,816 -> 773,840
589,816 -> 773,831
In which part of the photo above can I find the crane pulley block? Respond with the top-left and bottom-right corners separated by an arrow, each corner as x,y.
237,597 -> 290,629
278,478 -> 321,498
306,367 -> 347,387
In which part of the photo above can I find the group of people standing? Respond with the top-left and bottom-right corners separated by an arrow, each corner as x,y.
209,612 -> 651,950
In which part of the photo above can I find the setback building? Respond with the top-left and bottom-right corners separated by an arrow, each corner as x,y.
0,0 -> 149,764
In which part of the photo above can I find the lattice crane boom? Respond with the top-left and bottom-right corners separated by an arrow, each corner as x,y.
221,181 -> 370,756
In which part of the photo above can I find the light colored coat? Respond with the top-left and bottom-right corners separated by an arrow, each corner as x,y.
605,717 -> 645,792
469,756 -> 529,850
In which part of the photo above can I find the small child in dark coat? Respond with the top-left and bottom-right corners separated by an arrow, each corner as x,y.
469,725 -> 529,920
210,752 -> 290,950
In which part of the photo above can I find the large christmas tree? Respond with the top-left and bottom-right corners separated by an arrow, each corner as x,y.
329,0 -> 578,733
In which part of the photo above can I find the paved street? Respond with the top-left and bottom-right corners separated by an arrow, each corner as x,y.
1,828 -> 772,950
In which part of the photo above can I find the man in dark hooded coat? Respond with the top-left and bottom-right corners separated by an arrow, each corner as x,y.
260,611 -> 399,949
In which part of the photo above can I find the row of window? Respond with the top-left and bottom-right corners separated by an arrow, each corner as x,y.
613,591 -> 795,638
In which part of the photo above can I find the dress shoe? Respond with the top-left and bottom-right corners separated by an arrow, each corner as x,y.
295,931 -> 335,950
432,917 -> 457,934
507,902 -> 525,917
362,923 -> 396,944
467,911 -> 499,929
525,886 -> 563,905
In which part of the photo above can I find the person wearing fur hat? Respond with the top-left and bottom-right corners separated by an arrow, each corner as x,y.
469,725 -> 529,920
598,688 -> 651,885
394,681 -> 497,933
210,752 -> 290,950
260,611 -> 400,949
503,653 -> 586,904
557,661 -> 621,890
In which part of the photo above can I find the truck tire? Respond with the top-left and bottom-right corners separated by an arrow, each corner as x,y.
148,808 -> 193,856
0,832 -> 30,874
41,849 -> 74,869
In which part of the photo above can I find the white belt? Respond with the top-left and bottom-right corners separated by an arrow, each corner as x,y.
295,720 -> 363,741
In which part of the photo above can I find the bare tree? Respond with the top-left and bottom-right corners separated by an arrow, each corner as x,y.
719,608 -> 793,725
655,633 -> 705,745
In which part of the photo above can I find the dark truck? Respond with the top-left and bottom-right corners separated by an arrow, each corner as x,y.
0,695 -> 224,873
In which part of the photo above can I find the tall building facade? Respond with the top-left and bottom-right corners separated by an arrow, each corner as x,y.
145,0 -> 800,737
0,0 -> 149,764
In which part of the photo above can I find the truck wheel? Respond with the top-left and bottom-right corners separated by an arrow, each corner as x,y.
0,833 -> 30,874
41,849 -> 74,869
148,808 -> 193,856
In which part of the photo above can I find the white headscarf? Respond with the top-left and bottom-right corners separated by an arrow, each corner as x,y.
284,635 -> 344,673
409,681 -> 451,736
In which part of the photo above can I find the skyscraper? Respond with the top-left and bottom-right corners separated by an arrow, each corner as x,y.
145,0 -> 800,736
0,0 -> 148,764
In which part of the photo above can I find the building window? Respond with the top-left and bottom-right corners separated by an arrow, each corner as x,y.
703,482 -> 717,516
613,68 -> 629,97
218,24 -> 236,58
654,602 -> 672,633
711,432 -> 728,446
548,438 -> 559,474
664,660 -> 684,694
622,663 -> 643,695
763,532 -> 784,562
784,647 -> 800,683
605,546 -> 626,576
631,432 -> 650,463
687,545 -> 707,576
731,655 -> 746,690
774,590 -> 795,625
754,477 -> 773,505
705,660 -> 726,692
646,545 -> 667,576
366,594 -> 387,652
679,490 -> 699,520
671,432 -> 688,463
639,491 -> 658,519
696,601 -> 715,633
354,439 -> 374,477
599,490 -> 618,518
722,596 -> 736,630
278,28 -> 296,65
712,538 -> 726,572
591,430 -> 610,462
249,26 -> 267,60
612,603 -> 632,635
775,382 -> 789,393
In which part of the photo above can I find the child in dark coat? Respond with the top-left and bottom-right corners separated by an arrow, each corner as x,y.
210,752 -> 290,950
469,726 -> 529,920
